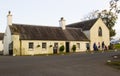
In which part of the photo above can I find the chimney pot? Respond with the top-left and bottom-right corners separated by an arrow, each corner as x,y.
59,17 -> 66,30
7,11 -> 12,26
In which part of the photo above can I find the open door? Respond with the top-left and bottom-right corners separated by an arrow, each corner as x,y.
66,42 -> 70,53
9,42 -> 13,55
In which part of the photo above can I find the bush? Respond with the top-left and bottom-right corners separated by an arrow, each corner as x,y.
59,45 -> 65,52
72,45 -> 76,52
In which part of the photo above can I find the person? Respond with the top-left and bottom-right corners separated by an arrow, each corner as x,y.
102,41 -> 105,51
98,42 -> 100,50
53,46 -> 57,54
105,45 -> 107,50
93,43 -> 97,51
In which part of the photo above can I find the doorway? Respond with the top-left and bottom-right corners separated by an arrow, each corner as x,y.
9,42 -> 13,55
53,43 -> 58,54
66,42 -> 70,53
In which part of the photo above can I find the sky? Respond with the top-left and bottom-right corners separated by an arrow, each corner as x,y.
0,0 -> 120,39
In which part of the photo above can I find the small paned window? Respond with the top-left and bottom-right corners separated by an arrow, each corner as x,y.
76,43 -> 80,49
42,43 -> 47,49
29,42 -> 34,49
98,27 -> 102,36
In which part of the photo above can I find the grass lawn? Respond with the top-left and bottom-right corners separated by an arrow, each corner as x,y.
107,61 -> 120,69
107,54 -> 120,70
114,44 -> 120,50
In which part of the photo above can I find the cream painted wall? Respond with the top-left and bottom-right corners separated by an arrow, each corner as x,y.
70,41 -> 89,52
20,40 -> 65,55
0,41 -> 3,51
12,35 -> 20,55
11,40 -> 89,55
90,18 -> 110,50
3,26 -> 12,55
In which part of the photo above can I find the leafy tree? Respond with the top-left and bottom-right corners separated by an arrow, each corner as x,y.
83,0 -> 120,37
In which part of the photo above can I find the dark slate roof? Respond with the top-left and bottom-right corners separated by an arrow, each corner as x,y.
67,18 -> 98,31
9,24 -> 89,41
0,33 -> 4,40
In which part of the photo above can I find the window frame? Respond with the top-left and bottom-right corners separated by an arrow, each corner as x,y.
28,42 -> 34,49
76,43 -> 80,50
42,43 -> 47,49
98,27 -> 102,36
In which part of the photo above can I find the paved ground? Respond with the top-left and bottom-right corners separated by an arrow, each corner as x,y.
0,51 -> 120,76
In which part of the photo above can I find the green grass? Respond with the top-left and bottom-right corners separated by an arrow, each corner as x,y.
107,61 -> 120,69
114,44 -> 120,49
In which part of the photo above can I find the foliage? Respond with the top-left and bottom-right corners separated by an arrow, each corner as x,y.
37,45 -> 40,47
49,45 -> 52,47
114,44 -> 120,49
72,45 -> 76,52
59,45 -> 65,52
82,0 -> 120,37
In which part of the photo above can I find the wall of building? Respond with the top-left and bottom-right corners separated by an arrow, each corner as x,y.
11,40 -> 89,55
70,41 -> 89,52
20,40 -> 65,55
0,40 -> 3,52
12,35 -> 20,55
90,18 -> 110,50
3,26 -> 12,55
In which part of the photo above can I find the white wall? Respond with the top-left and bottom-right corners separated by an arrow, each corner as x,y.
20,40 -> 65,55
0,40 -> 3,51
90,18 -> 110,50
12,40 -> 89,55
3,26 -> 12,55
70,41 -> 89,52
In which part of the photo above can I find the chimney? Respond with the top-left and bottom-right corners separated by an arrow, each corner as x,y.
7,11 -> 12,26
59,17 -> 66,30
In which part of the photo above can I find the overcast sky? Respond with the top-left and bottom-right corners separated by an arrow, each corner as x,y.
0,0 -> 119,39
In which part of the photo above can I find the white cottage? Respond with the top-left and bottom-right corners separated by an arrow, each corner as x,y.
3,12 -> 89,56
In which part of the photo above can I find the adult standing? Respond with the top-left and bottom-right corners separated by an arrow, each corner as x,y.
102,41 -> 105,51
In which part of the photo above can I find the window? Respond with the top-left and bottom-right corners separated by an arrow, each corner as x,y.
76,43 -> 80,49
98,27 -> 102,36
29,42 -> 34,49
42,43 -> 47,49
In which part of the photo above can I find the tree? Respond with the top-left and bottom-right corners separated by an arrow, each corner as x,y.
82,0 -> 120,37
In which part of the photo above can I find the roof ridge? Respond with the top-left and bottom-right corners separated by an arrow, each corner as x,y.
67,18 -> 98,26
12,23 -> 59,28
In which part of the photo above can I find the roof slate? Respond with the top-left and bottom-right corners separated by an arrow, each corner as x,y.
67,18 -> 98,31
9,24 -> 89,41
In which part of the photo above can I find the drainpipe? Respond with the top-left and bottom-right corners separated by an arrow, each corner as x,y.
20,40 -> 22,56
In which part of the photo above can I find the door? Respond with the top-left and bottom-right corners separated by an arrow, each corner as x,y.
66,42 -> 70,53
53,43 -> 58,54
9,42 -> 13,55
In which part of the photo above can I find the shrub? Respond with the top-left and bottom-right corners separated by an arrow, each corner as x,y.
59,45 -> 65,52
72,45 -> 76,52
37,45 -> 40,47
49,45 -> 52,47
